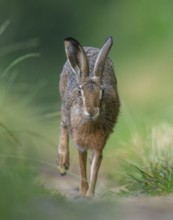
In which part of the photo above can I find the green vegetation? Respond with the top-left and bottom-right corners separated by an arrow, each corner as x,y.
127,160 -> 173,196
119,123 -> 173,196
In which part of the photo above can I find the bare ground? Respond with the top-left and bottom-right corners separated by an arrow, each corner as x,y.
40,167 -> 173,220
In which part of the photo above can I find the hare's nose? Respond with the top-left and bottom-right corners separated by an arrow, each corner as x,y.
84,108 -> 99,119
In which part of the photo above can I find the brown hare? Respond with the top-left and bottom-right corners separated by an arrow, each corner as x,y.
57,36 -> 120,196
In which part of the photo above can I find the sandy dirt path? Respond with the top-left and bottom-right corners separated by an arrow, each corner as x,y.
40,167 -> 173,220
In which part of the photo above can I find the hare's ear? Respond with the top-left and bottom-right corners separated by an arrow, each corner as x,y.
64,37 -> 89,82
94,36 -> 113,78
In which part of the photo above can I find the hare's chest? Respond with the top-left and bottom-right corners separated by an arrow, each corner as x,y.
71,124 -> 107,151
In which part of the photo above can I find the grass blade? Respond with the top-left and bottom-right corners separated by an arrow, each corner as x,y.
2,53 -> 40,77
0,20 -> 10,36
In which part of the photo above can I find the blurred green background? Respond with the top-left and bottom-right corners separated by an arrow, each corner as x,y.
0,0 -> 173,219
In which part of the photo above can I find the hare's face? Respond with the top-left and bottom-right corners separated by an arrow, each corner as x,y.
79,81 -> 103,120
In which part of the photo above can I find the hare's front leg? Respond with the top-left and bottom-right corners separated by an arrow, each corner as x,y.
87,150 -> 103,196
57,121 -> 69,176
78,150 -> 88,195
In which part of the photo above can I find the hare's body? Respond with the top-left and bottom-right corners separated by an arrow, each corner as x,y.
57,37 -> 120,196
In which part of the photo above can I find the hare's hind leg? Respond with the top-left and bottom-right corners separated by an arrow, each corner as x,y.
57,120 -> 69,176
78,150 -> 88,195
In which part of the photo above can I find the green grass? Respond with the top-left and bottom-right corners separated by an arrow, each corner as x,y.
105,110 -> 173,195
126,160 -> 173,196
121,122 -> 173,196
0,24 -> 62,216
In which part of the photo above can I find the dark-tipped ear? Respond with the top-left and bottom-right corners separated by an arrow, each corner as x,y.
64,37 -> 89,82
94,36 -> 113,78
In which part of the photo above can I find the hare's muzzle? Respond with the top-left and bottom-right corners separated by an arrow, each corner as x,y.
84,108 -> 99,120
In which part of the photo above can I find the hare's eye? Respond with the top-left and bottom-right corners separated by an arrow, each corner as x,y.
78,90 -> 81,96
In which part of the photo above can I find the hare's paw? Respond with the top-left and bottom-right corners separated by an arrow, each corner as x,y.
57,152 -> 69,176
80,182 -> 89,196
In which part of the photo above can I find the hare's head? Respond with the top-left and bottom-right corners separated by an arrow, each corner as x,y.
64,36 -> 113,120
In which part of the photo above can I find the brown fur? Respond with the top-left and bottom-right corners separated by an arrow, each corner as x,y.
57,37 -> 120,196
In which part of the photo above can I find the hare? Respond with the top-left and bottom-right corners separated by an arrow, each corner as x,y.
57,36 -> 120,196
